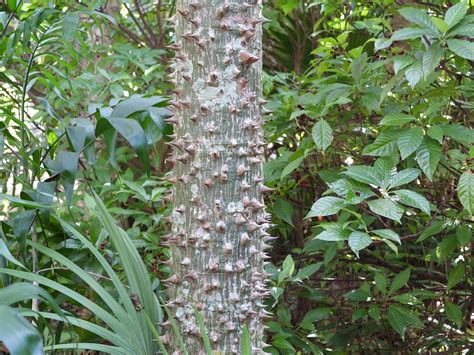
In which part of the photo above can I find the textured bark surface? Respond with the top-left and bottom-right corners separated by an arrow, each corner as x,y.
167,0 -> 269,353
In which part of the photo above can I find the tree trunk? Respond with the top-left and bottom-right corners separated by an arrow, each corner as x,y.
167,0 -> 269,353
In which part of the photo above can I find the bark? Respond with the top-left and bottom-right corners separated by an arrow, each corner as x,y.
167,0 -> 269,353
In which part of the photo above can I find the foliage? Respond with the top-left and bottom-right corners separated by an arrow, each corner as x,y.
0,0 -> 472,354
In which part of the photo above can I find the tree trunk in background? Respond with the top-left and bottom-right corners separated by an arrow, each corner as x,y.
167,0 -> 269,353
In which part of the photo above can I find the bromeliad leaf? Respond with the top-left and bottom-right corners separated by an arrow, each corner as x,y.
348,232 -> 372,258
367,198 -> 404,222
393,189 -> 430,215
415,138 -> 441,181
397,127 -> 424,160
306,197 -> 345,218
387,168 -> 420,189
457,171 -> 474,214
312,119 -> 333,152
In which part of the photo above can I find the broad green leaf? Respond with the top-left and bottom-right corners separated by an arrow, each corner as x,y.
398,8 -> 440,37
405,61 -> 423,88
389,268 -> 411,295
111,95 -> 167,118
416,220 -> 445,242
344,165 -> 382,186
415,138 -> 441,181
388,168 -> 421,189
447,22 -> 474,38
444,302 -> 462,328
367,198 -> 404,222
0,239 -> 26,269
422,44 -> 444,78
444,1 -> 467,28
391,28 -> 427,40
379,113 -> 415,126
62,12 -> 80,41
447,264 -> 465,290
374,273 -> 387,293
427,125 -> 443,144
363,131 -> 399,157
105,117 -> 150,175
312,119 -> 333,152
393,56 -> 414,74
447,39 -> 474,60
393,189 -> 430,215
348,231 -> 372,258
279,255 -> 295,282
306,197 -> 345,218
0,306 -> 43,355
397,127 -> 424,159
351,52 -> 367,83
315,224 -> 350,241
457,171 -> 473,214
387,305 -> 423,339
456,225 -> 472,245
280,157 -> 303,180
372,229 -> 401,244
273,197 -> 294,226
374,38 -> 392,52
442,124 -> 474,146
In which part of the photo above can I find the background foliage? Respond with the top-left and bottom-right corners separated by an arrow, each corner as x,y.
0,0 -> 472,353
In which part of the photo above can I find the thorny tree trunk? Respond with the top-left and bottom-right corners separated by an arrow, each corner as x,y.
165,0 -> 271,353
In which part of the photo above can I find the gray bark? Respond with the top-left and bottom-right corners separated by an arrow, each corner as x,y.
166,0 -> 270,353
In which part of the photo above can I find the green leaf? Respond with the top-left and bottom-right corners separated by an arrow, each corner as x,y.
62,12 -> 80,41
391,28 -> 427,40
445,302 -> 462,328
351,52 -> 367,83
398,8 -> 440,37
393,56 -> 414,75
348,231 -> 372,258
0,239 -> 26,269
379,112 -> 416,126
105,118 -> 150,175
273,197 -> 294,226
111,95 -> 167,118
388,168 -> 421,189
447,22 -> 474,38
389,268 -> 411,295
456,225 -> 472,245
374,273 -> 387,293
405,61 -> 423,88
306,196 -> 345,218
442,124 -> 474,146
312,119 -> 333,152
372,229 -> 401,244
415,138 -> 441,181
447,39 -> 474,60
193,307 -> 212,355
397,127 -> 424,159
374,38 -> 392,52
241,325 -> 251,355
393,189 -> 430,215
367,198 -> 404,222
416,220 -> 445,242
387,305 -> 423,339
427,125 -> 443,144
279,255 -> 295,282
0,194 -> 52,209
363,131 -> 399,157
444,1 -> 467,29
280,157 -> 303,180
0,306 -> 43,355
315,224 -> 350,241
457,171 -> 474,214
422,44 -> 444,78
447,264 -> 465,290
344,165 -> 382,186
